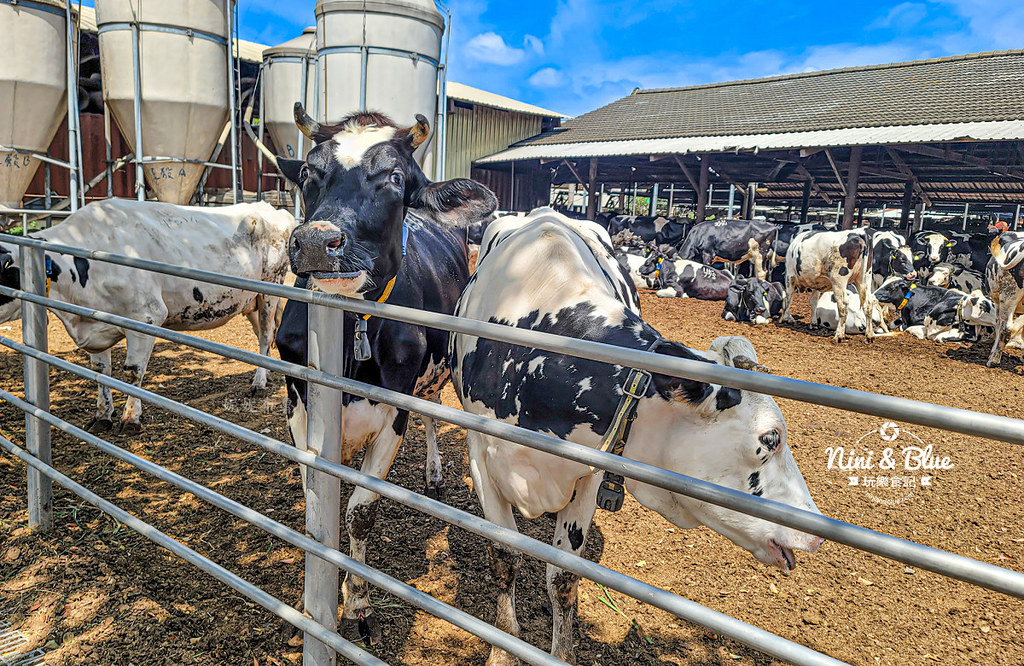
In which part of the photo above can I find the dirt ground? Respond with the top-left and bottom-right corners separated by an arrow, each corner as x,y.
1,291 -> 1024,666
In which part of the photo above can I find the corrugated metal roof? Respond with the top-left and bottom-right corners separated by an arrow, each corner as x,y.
475,120 -> 1024,163
446,82 -> 565,118
77,6 -> 266,63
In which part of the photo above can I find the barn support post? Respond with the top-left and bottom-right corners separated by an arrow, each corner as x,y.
22,246 -> 51,532
857,205 -> 864,227
800,180 -> 811,223
617,183 -> 625,213
649,182 -> 659,216
695,156 -> 710,222
510,161 -> 516,211
899,181 -> 914,235
130,22 -> 145,201
1015,204 -> 1021,230
667,183 -> 674,216
962,203 -> 969,231
586,158 -> 599,220
914,202 -> 925,232
746,182 -> 757,219
786,202 -> 793,222
727,184 -> 735,219
303,304 -> 345,666
632,182 -> 637,214
841,146 -> 863,229
834,201 -> 841,225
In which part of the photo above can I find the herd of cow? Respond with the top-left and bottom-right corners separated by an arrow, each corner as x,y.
583,212 -> 1024,362
0,104 -> 1020,663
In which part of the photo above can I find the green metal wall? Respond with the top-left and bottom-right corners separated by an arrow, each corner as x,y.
443,103 -> 544,181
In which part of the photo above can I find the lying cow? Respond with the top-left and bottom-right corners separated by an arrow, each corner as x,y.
809,288 -> 869,335
722,276 -> 786,324
450,209 -> 823,665
275,103 -> 496,640
984,233 -> 1024,366
0,199 -> 294,433
639,249 -> 733,299
927,262 -> 984,294
780,228 -> 876,342
607,214 -> 687,246
677,218 -> 778,279
873,279 -> 994,342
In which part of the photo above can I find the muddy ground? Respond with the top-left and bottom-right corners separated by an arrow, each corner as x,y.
1,291 -> 1023,665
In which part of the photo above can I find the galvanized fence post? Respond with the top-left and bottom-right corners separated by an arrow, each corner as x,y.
304,302 -> 345,666
22,245 -> 51,531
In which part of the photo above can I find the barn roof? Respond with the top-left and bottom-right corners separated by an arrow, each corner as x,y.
478,50 -> 1024,162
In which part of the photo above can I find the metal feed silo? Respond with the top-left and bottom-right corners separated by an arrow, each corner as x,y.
315,0 -> 444,178
262,27 -> 316,162
95,0 -> 233,204
0,0 -> 71,209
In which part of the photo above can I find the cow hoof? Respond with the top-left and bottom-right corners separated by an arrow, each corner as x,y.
117,421 -> 142,436
424,479 -> 446,502
249,383 -> 268,396
86,417 -> 114,433
485,649 -> 521,666
339,613 -> 381,645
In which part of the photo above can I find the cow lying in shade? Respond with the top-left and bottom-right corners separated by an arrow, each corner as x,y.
927,261 -> 985,294
639,249 -> 733,299
722,276 -> 786,324
451,209 -> 823,665
873,279 -> 995,342
0,199 -> 294,433
809,288 -> 877,335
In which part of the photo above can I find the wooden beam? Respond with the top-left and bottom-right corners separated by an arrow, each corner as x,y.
617,182 -> 626,213
794,164 -> 832,205
561,159 -> 586,190
800,147 -> 825,158
586,157 -> 598,221
672,154 -> 700,192
695,155 -> 710,223
703,156 -> 749,198
885,147 -> 933,207
800,180 -> 811,223
892,144 -> 1024,180
842,146 -> 863,230
825,149 -> 847,197
649,154 -> 672,162
899,180 -> 914,231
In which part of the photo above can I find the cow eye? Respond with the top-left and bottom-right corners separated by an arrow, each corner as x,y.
390,171 -> 403,187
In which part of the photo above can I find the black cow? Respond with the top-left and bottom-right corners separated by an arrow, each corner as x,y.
722,276 -> 786,324
678,219 -> 778,279
871,231 -> 917,287
945,231 -> 993,272
276,103 -> 496,641
607,214 -> 688,246
639,250 -> 733,299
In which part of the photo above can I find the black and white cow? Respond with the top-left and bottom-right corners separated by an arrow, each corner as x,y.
873,279 -> 994,342
0,199 -> 294,432
677,218 -> 778,280
945,231 -> 993,273
722,276 -> 786,324
926,261 -> 985,294
639,249 -> 733,299
450,209 -> 823,665
910,231 -> 950,277
984,233 -> 1024,366
275,104 -> 496,640
607,215 -> 688,247
871,231 -> 917,287
779,228 -> 876,342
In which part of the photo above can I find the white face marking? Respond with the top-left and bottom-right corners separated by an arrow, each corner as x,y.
332,124 -> 398,169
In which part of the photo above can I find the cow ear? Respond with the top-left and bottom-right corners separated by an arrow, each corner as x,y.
411,177 -> 498,228
278,158 -> 305,186
650,342 -> 714,405
396,114 -> 431,152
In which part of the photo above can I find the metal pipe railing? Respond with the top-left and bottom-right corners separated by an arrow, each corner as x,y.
1,234 -> 1022,446
0,334 -> 848,666
0,387 -> 568,666
0,433 -> 387,666
3,286 -> 1023,601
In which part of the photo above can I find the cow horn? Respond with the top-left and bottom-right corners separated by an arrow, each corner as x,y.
408,114 -> 430,148
732,355 -> 772,374
294,102 -> 321,140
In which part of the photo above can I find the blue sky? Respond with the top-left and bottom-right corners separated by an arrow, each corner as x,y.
113,1 -> 1024,117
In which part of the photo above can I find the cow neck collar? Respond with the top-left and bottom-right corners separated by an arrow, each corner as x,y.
594,336 -> 664,512
954,292 -> 969,324
361,218 -> 408,322
896,283 -> 917,311
44,256 -> 53,297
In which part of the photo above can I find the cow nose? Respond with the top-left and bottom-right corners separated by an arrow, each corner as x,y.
907,270 -> 917,279
290,221 -> 349,276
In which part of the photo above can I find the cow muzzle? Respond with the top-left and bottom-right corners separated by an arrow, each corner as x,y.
290,221 -> 353,278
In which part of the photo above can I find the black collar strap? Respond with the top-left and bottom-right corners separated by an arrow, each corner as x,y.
596,337 -> 663,511
896,283 -> 917,311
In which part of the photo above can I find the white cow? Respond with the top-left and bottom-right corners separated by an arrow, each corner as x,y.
0,199 -> 294,432
453,209 -> 823,665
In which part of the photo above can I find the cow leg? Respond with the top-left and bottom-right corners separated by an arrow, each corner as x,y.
423,396 -> 445,500
246,294 -> 279,393
548,473 -> 602,664
339,406 -> 406,645
86,348 -> 115,432
831,280 -> 849,343
468,432 -> 522,666
856,279 -> 875,342
117,332 -> 156,434
285,383 -> 309,491
779,280 -> 797,324
987,286 -> 1017,367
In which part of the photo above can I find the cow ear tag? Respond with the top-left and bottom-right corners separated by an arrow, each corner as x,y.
354,319 -> 372,362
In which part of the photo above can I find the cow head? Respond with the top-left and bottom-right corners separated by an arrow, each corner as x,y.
912,232 -> 949,269
0,243 -> 21,319
741,278 -> 783,325
961,290 -> 996,328
873,277 -> 914,306
638,250 -> 673,288
627,336 -> 824,571
279,103 -> 496,297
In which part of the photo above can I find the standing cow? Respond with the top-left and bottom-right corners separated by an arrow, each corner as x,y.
984,233 -> 1024,367
779,228 -> 876,342
0,199 -> 294,432
451,209 -> 823,665
677,218 -> 778,280
275,103 -> 496,641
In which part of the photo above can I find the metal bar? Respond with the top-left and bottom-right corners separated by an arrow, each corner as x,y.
96,21 -> 227,45
227,2 -> 239,204
962,203 -> 969,231
137,156 -> 236,169
1015,204 -> 1021,230
3,237 -> 1024,446
256,65 -> 265,200
317,44 -> 440,67
0,433 -> 387,666
0,389 -> 565,666
359,46 -> 369,111
3,297 -> 1024,602
65,1 -> 80,212
727,184 -> 735,219
0,341 -> 843,666
103,103 -> 113,198
131,21 -> 145,201
20,248 -> 50,531
304,303 -> 345,666
0,146 -> 75,169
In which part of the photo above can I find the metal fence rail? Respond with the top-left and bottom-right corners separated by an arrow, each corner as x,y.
2,232 -> 1024,665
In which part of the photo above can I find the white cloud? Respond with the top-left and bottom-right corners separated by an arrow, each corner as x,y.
529,67 -> 566,88
870,2 -> 928,29
465,32 -> 527,65
524,34 -> 545,56
937,0 -> 1024,50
